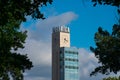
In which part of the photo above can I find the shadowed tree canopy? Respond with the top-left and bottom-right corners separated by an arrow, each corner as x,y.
0,0 -> 52,26
90,0 -> 120,76
0,0 -> 52,80
103,76 -> 120,80
92,0 -> 120,7
90,25 -> 120,76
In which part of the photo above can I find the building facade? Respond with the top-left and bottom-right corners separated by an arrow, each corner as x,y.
52,26 -> 79,80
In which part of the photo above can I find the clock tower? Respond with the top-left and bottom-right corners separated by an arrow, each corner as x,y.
52,26 -> 70,80
52,26 -> 79,80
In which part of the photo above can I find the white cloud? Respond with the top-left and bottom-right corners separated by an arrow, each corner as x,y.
20,11 -> 78,65
20,39 -> 51,66
27,11 -> 78,41
35,11 -> 78,28
25,77 -> 50,80
20,11 -> 78,80
78,48 -> 102,80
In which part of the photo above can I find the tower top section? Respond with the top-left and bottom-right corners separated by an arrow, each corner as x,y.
52,25 -> 70,33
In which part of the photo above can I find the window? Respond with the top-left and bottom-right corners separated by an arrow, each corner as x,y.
65,66 -> 79,69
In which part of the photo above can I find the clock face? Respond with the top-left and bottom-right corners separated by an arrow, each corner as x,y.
60,33 -> 70,47
64,38 -> 68,43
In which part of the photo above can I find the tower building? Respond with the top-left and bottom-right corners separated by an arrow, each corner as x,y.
52,26 -> 79,80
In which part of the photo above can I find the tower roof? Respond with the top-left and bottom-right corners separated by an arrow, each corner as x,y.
52,25 -> 70,33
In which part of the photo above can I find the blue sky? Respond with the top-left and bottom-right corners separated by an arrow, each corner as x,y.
20,0 -> 119,80
52,0 -> 117,48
